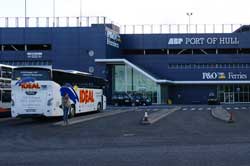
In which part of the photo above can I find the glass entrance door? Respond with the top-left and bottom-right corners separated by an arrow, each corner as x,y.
218,84 -> 250,104
224,92 -> 234,103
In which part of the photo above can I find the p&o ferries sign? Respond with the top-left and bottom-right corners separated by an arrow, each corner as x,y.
202,72 -> 247,80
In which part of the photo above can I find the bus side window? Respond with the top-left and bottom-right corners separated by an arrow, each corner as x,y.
2,90 -> 11,103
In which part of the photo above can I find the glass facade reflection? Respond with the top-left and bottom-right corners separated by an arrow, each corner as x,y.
218,84 -> 250,103
113,65 -> 158,103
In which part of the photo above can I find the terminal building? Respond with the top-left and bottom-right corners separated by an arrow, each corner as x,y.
1,16 -> 250,104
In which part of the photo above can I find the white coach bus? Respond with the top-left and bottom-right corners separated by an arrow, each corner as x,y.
11,66 -> 107,118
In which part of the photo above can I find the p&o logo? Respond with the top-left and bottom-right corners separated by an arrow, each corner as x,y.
202,72 -> 226,80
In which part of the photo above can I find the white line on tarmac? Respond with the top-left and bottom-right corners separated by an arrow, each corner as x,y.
207,108 -> 211,110
242,107 -> 247,109
191,108 -> 196,111
0,117 -> 12,123
182,108 -> 187,111
147,107 -> 179,124
53,109 -> 130,126
198,108 -> 203,111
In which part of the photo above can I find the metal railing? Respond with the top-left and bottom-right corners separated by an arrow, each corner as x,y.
0,16 -> 244,34
119,24 -> 243,34
0,16 -> 113,28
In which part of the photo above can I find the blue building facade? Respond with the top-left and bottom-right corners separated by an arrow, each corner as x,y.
1,19 -> 250,104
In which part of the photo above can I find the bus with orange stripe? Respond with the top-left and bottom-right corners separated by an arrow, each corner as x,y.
11,66 -> 107,118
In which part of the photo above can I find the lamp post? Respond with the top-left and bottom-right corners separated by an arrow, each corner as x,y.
53,0 -> 55,27
186,12 -> 193,33
80,0 -> 82,26
24,0 -> 27,27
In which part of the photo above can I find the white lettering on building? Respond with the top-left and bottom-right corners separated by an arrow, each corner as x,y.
106,28 -> 121,48
185,38 -> 205,45
202,72 -> 247,80
168,38 -> 183,45
228,72 -> 247,80
168,37 -> 240,45
202,72 -> 218,79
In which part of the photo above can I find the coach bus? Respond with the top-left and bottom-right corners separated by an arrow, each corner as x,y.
0,64 -> 13,116
11,66 -> 107,118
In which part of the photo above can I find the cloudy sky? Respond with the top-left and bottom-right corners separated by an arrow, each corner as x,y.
0,0 -> 249,25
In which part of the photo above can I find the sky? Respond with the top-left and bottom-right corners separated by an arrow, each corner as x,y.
0,0 -> 249,26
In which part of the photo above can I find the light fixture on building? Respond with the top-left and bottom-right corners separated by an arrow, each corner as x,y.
88,50 -> 95,57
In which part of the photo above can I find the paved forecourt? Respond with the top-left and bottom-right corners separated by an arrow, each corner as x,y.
53,108 -> 132,126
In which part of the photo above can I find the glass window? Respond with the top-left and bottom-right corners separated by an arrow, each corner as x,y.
2,90 -> 11,103
13,68 -> 51,80
112,65 -> 158,103
1,67 -> 12,78
113,65 -> 125,92
126,66 -> 133,91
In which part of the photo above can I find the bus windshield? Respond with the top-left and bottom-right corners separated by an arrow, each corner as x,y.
12,68 -> 51,80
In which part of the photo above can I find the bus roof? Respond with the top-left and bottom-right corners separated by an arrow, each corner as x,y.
54,69 -> 92,76
14,65 -> 52,70
53,69 -> 108,82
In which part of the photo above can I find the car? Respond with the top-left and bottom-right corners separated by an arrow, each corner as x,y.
129,93 -> 152,106
208,92 -> 220,105
111,92 -> 135,106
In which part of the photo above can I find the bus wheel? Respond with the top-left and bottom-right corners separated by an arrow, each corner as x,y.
69,106 -> 76,118
97,103 -> 102,112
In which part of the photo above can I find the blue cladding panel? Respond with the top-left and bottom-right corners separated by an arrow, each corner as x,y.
121,33 -> 250,49
126,54 -> 250,81
0,26 -> 107,77
169,85 -> 216,104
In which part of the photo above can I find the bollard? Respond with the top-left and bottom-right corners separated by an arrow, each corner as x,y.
228,112 -> 234,123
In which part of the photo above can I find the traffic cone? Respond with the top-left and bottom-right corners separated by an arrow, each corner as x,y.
228,112 -> 234,123
143,112 -> 148,121
141,111 -> 150,125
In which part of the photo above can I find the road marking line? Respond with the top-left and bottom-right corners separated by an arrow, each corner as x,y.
145,107 -> 180,124
53,109 -> 130,126
207,108 -> 211,110
182,108 -> 187,111
191,108 -> 196,111
234,107 -> 239,110
226,107 -> 231,110
242,107 -> 247,109
0,117 -> 12,123
198,108 -> 203,111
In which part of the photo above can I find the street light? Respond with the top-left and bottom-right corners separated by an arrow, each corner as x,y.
53,0 -> 55,27
186,12 -> 193,33
24,0 -> 27,27
80,0 -> 82,26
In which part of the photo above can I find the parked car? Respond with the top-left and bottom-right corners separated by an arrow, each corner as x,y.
111,92 -> 135,106
129,93 -> 152,106
208,92 -> 220,105
111,92 -> 152,106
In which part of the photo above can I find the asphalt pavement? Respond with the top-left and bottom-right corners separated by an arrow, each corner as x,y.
1,105 -> 250,166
